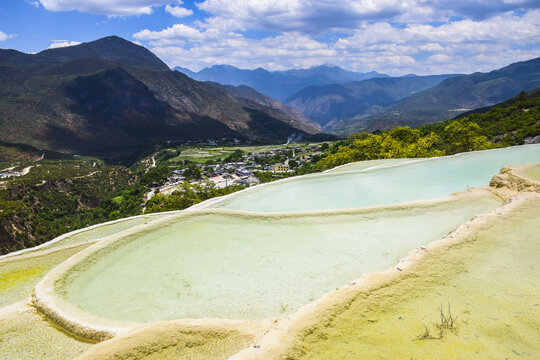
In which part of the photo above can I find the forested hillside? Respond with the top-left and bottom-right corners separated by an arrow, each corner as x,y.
0,159 -> 140,253
421,89 -> 540,147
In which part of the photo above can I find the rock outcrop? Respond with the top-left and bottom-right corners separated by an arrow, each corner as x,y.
490,166 -> 540,193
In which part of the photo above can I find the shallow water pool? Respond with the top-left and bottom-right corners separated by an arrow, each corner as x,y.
58,192 -> 500,322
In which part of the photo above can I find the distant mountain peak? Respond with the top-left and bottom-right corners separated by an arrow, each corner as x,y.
317,63 -> 339,68
209,64 -> 240,70
177,63 -> 389,101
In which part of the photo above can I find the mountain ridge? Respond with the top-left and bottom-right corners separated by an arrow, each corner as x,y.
1,36 -> 170,70
206,83 -> 323,132
284,74 -> 460,128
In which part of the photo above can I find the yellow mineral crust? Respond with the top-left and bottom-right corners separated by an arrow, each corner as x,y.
75,320 -> 267,360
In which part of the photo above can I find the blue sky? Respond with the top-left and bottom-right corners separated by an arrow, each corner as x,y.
0,1 -> 539,75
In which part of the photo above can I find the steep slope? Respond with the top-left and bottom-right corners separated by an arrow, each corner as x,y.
0,37 -> 321,159
420,87 -> 540,146
285,75 -> 458,128
173,64 -> 387,101
208,83 -> 322,132
331,57 -> 540,135
453,87 -> 540,119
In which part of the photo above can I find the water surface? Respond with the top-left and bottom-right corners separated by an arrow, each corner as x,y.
59,193 -> 500,322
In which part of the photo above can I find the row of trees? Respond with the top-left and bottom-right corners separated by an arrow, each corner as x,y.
144,182 -> 246,213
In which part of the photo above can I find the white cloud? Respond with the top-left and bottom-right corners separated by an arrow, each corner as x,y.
165,4 -> 193,18
29,1 -> 40,8
0,31 -> 16,42
196,0 -> 405,34
48,40 -> 82,49
420,43 -> 445,52
426,54 -> 452,63
129,2 -> 540,75
338,11 -> 540,48
194,0 -> 540,34
39,0 -> 169,16
134,24 -> 206,42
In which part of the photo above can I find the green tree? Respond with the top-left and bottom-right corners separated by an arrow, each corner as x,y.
141,165 -> 170,186
444,121 -> 494,153
225,149 -> 244,163
183,165 -> 202,181
319,127 -> 445,170
288,159 -> 299,168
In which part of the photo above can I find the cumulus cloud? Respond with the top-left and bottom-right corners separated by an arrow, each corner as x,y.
0,31 -> 16,42
39,0 -> 169,16
197,0 -> 404,34
338,11 -> 540,48
193,0 -> 540,33
130,1 -> 540,75
430,0 -> 540,20
165,4 -> 193,18
150,32 -> 336,71
427,54 -> 452,63
48,40 -> 82,49
134,24 -> 206,43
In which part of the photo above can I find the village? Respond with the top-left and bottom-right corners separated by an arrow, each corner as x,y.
151,143 -> 328,198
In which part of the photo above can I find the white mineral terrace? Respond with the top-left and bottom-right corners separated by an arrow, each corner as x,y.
1,145 -> 538,357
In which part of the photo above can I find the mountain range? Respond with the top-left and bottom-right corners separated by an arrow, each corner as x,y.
0,36 -> 321,161
2,35 -> 539,157
176,58 -> 540,136
319,57 -> 540,134
206,83 -> 322,132
174,64 -> 387,101
284,74 -> 459,129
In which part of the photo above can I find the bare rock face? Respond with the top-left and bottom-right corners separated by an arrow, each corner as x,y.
524,135 -> 540,144
490,166 -> 540,193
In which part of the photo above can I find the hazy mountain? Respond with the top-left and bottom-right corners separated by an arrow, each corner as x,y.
208,83 -> 323,132
173,64 -> 388,101
330,57 -> 540,135
0,36 -> 321,160
285,74 -> 458,129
